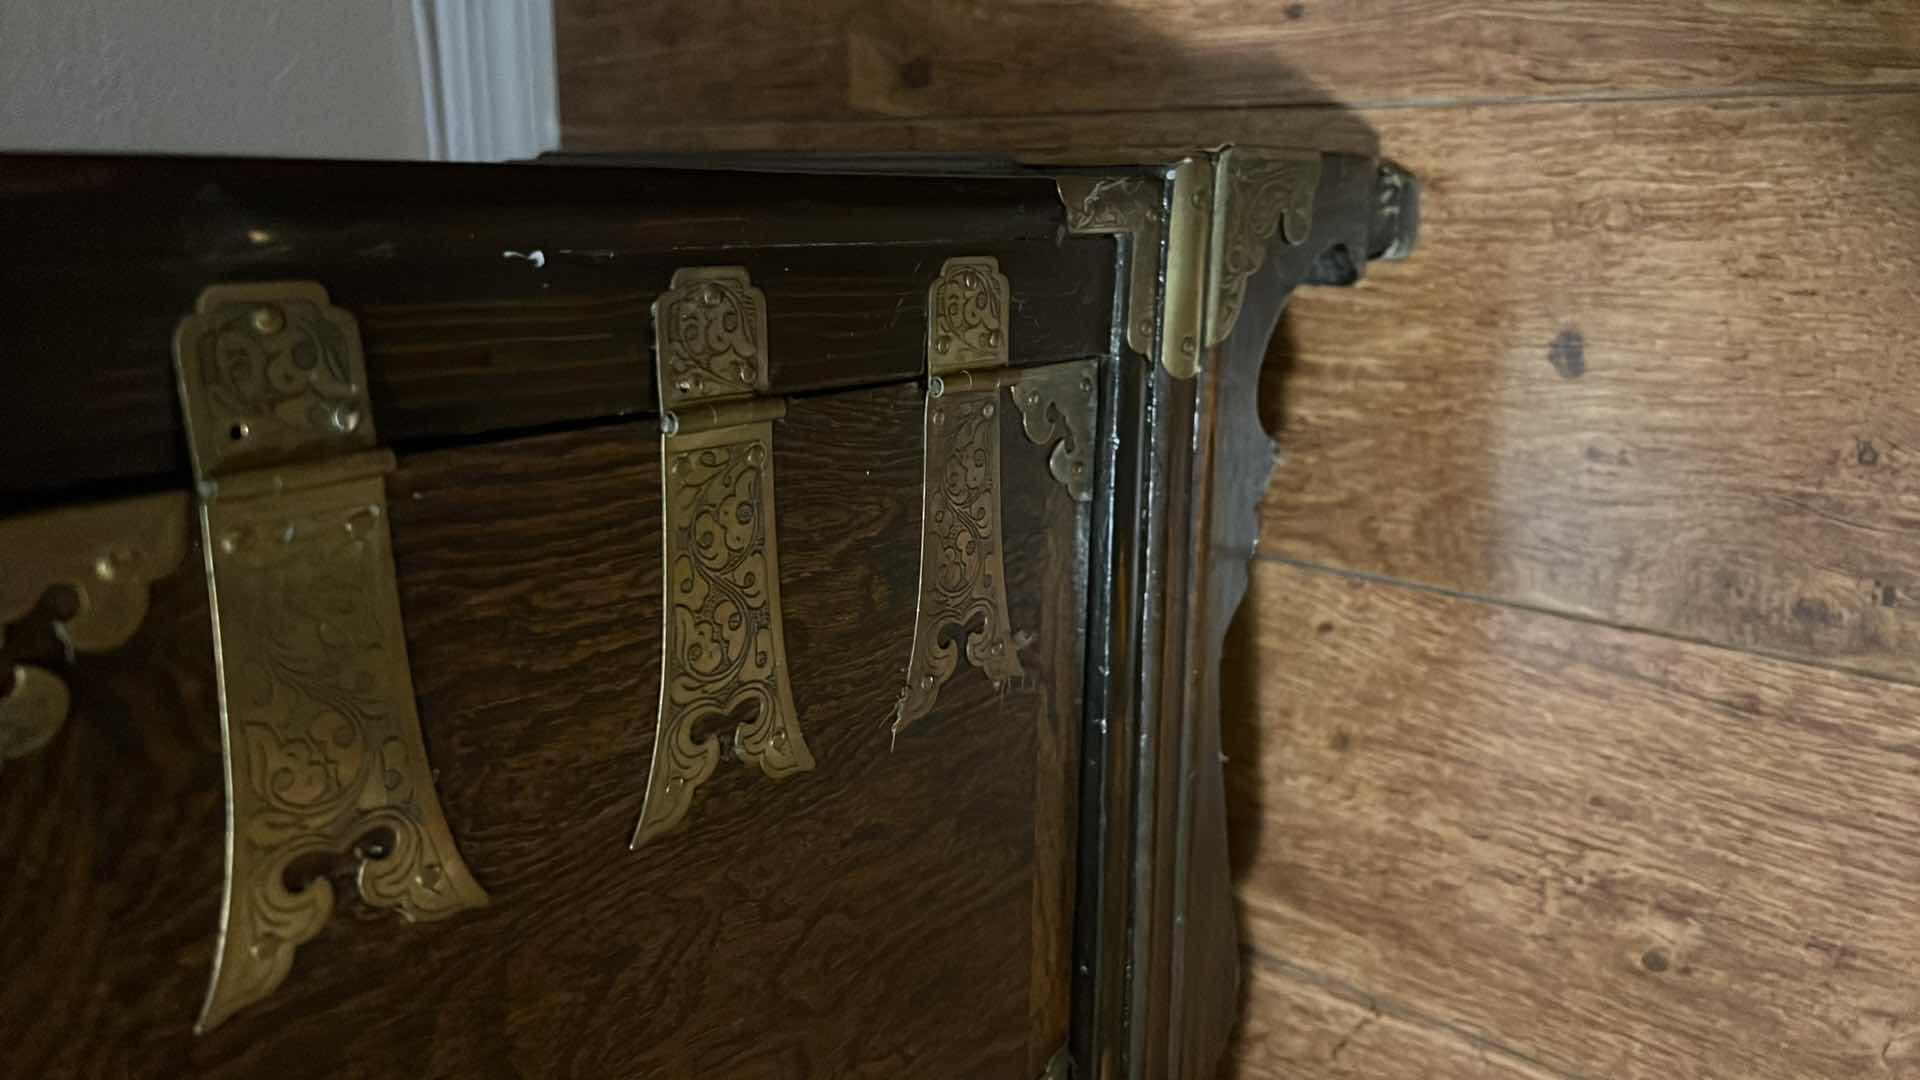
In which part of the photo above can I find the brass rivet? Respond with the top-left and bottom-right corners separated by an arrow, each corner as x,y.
249,306 -> 284,335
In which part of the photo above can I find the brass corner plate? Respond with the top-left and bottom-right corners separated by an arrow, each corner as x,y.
0,493 -> 189,773
895,257 -> 1026,734
1205,147 -> 1322,347
176,282 -> 487,1034
1057,175 -> 1161,357
1057,145 -> 1324,378
636,267 -> 813,849
1009,359 -> 1099,503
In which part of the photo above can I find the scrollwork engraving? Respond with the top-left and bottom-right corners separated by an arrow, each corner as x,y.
197,471 -> 488,1033
927,257 -> 1009,376
635,422 -> 812,847
1206,150 -> 1322,346
894,389 -> 1024,733
637,267 -> 809,847
655,266 -> 769,409
173,282 -> 375,479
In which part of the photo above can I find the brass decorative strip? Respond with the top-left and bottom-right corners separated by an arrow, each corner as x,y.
894,257 -> 1025,734
635,267 -> 812,849
1162,157 -> 1213,379
1205,147 -> 1322,347
0,493 -> 189,773
1008,359 -> 1099,503
175,282 -> 488,1034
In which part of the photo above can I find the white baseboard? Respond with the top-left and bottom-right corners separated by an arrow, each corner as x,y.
411,0 -> 559,162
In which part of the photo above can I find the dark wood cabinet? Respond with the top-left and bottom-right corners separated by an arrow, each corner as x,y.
0,147 -> 1414,1078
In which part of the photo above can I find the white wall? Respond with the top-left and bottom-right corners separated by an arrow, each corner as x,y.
0,1 -> 430,158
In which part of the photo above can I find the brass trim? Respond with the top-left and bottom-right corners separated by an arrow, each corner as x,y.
1055,146 -> 1324,378
1162,157 -> 1213,379
173,281 -> 376,481
1057,175 -> 1162,356
927,255 -> 1010,375
1205,147 -> 1322,347
1009,359 -> 1099,503
895,257 -> 1026,734
655,265 -> 771,409
0,493 -> 189,772
636,268 -> 813,848
175,282 -> 488,1034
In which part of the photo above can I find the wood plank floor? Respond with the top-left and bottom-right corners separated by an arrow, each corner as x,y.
558,3 -> 1920,1075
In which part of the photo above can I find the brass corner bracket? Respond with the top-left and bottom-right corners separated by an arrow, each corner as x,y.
0,494 -> 188,774
1058,146 -> 1322,378
1009,359 -> 1098,503
175,281 -> 488,1033
636,266 -> 813,849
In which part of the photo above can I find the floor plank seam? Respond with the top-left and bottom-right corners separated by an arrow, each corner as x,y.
1241,946 -> 1592,1080
561,82 -> 1920,144
1253,553 -> 1920,694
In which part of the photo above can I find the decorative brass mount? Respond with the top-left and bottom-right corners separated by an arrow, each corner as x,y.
896,257 -> 1024,732
1058,146 -> 1322,378
634,267 -> 814,849
0,494 -> 188,774
174,282 -> 488,1033
896,257 -> 1095,733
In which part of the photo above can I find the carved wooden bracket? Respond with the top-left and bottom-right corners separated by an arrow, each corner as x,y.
635,267 -> 813,849
175,282 -> 488,1033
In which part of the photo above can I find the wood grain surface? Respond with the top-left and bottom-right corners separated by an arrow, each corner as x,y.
559,0 -> 1920,146
1222,957 -> 1555,1080
1223,560 -> 1920,1079
1258,92 -> 1920,683
0,156 -> 1113,505
0,379 -> 1086,1078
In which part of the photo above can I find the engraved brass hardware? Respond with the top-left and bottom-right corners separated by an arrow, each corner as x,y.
1163,157 -> 1213,378
636,267 -> 813,849
1009,358 -> 1098,503
1205,147 -> 1322,347
175,282 -> 488,1034
0,493 -> 189,772
895,257 -> 1026,734
1057,175 -> 1162,358
1058,146 -> 1323,378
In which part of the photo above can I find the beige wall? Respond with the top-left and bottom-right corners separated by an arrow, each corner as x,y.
0,1 -> 428,158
